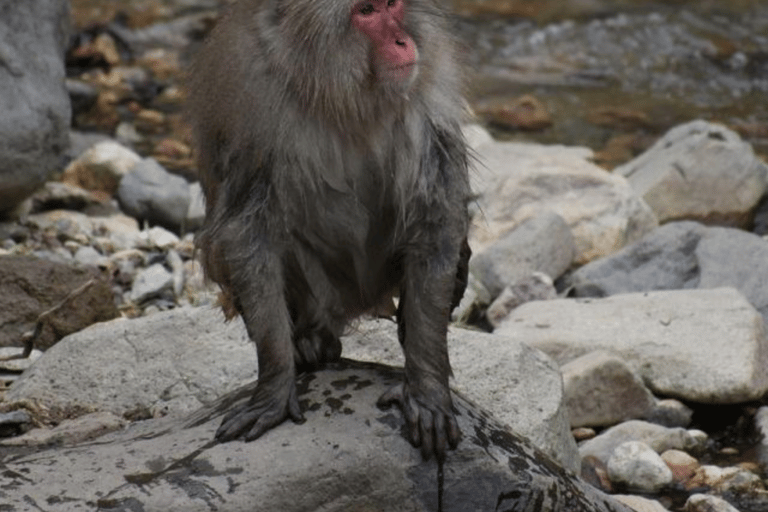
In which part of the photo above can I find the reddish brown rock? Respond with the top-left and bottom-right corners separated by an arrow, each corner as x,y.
0,256 -> 117,351
478,94 -> 553,131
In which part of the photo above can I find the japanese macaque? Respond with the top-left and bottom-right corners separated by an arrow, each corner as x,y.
187,0 -> 470,461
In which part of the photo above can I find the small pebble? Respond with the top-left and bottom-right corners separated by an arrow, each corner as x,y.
572,427 -> 596,441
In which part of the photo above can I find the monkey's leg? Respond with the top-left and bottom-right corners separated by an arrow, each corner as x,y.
294,324 -> 343,373
215,247 -> 304,442
378,250 -> 462,462
285,252 -> 345,372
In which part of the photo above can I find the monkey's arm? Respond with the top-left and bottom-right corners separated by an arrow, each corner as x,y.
379,252 -> 462,462
379,128 -> 469,462
211,221 -> 304,442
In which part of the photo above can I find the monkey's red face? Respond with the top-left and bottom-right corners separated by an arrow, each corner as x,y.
351,0 -> 419,86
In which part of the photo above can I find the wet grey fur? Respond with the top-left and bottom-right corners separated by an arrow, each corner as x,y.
187,0 -> 470,460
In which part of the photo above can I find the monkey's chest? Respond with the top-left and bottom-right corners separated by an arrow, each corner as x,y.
287,178 -> 402,303
299,180 -> 397,253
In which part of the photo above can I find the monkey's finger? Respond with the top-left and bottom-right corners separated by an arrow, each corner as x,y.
434,414 -> 447,463
376,384 -> 404,408
419,409 -> 435,461
287,382 -> 305,424
288,396 -> 305,424
244,409 -> 284,441
447,415 -> 461,449
216,408 -> 261,441
405,396 -> 422,448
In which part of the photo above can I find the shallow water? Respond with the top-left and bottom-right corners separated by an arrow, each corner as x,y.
460,3 -> 768,164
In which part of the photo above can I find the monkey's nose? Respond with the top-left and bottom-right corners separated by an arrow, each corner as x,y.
396,39 -> 406,46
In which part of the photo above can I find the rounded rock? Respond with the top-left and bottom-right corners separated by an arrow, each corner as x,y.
607,441 -> 673,492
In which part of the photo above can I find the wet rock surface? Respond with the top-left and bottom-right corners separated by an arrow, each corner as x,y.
1,361 -> 633,512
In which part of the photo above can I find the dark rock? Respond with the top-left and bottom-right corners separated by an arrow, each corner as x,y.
27,182 -> 100,213
486,271 -> 557,327
566,221 -> 768,325
644,399 -> 693,429
66,78 -> 99,117
0,410 -> 31,438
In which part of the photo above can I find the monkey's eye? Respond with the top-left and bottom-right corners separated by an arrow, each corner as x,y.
387,0 -> 397,6
358,3 -> 375,15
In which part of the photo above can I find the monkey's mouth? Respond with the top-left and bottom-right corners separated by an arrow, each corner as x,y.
390,62 -> 416,73
384,62 -> 418,84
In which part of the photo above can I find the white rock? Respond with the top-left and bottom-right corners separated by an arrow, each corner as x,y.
186,181 -> 206,230
140,225 -> 180,249
579,420 -> 706,465
685,494 -> 741,512
470,211 -> 575,297
0,347 -> 43,373
5,307 -> 256,418
562,351 -> 655,428
94,213 -> 142,251
614,494 -> 671,512
26,210 -> 94,238
497,287 -> 768,403
73,246 -> 106,267
470,139 -> 657,263
616,120 -> 768,226
2,362 -> 626,512
463,123 -> 495,150
607,441 -> 673,492
114,121 -> 143,147
6,309 -> 579,474
62,140 -> 142,185
129,263 -> 174,303
757,406 -> 768,463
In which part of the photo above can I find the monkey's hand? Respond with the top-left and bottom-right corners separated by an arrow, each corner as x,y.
216,376 -> 304,442
377,381 -> 460,462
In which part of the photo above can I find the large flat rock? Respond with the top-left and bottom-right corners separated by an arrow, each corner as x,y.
0,362 -> 632,512
4,307 -> 257,417
4,308 -> 578,472
567,221 -> 768,326
496,287 -> 768,403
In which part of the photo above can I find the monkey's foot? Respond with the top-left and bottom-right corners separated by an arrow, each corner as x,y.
294,328 -> 342,373
216,378 -> 304,442
377,383 -> 460,462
